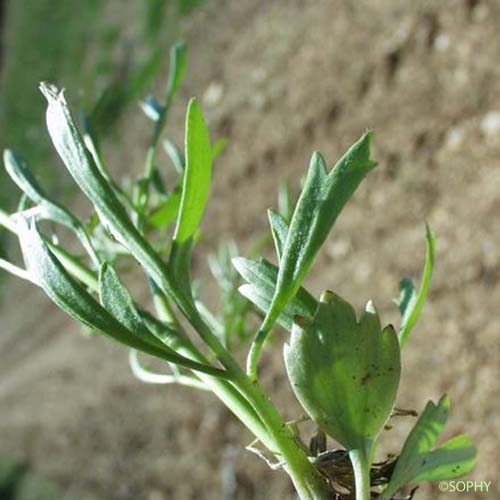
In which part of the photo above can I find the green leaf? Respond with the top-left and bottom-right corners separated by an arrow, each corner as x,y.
398,225 -> 436,347
163,139 -> 185,174
148,189 -> 181,229
278,179 -> 293,223
18,220 -> 153,350
263,133 -> 377,331
379,395 -> 476,499
233,257 -> 317,330
165,42 -> 188,103
39,82 -> 179,305
99,263 -> 161,345
173,98 -> 212,244
397,277 -> 416,318
169,98 -> 212,294
212,137 -> 228,160
17,221 -> 228,377
284,291 -> 400,454
4,149 -> 99,266
267,208 -> 288,262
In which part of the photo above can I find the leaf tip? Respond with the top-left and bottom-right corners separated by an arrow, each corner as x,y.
39,81 -> 63,102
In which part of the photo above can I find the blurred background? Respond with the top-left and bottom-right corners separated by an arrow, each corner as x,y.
1,0 -> 499,499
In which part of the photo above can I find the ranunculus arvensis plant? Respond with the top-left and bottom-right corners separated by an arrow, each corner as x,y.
0,43 -> 476,500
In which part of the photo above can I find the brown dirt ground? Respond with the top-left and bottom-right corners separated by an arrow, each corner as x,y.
1,1 -> 500,499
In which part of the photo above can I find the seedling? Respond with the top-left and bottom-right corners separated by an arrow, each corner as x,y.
0,44 -> 476,499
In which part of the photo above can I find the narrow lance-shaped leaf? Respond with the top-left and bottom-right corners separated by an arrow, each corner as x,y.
39,83 -> 182,309
169,98 -> 212,292
398,225 -> 435,347
165,42 -> 188,104
99,263 -> 226,376
17,220 -> 228,377
233,257 -> 316,330
379,395 -> 476,499
4,150 -> 99,266
173,98 -> 212,244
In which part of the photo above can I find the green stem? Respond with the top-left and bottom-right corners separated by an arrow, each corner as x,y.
234,375 -> 329,500
349,448 -> 371,500
153,288 -> 328,499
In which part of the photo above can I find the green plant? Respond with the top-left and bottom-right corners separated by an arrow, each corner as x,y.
0,45 -> 476,500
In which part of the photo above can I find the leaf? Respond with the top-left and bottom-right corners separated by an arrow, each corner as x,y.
379,396 -> 476,499
233,257 -> 317,330
263,133 -> 377,331
17,221 -> 228,377
4,149 -> 99,266
267,208 -> 288,262
397,277 -> 416,318
163,139 -> 185,174
212,137 -> 228,160
99,263 -> 161,345
278,180 -> 293,223
165,42 -> 188,103
284,291 -> 400,453
148,189 -> 181,229
173,98 -> 212,244
169,98 -> 212,293
39,82 -> 179,303
141,94 -> 163,121
398,225 -> 436,347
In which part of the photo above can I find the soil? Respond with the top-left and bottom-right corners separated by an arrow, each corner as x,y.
1,1 -> 500,499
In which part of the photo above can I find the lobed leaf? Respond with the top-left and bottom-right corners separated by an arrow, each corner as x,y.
263,133 -> 377,331
379,395 -> 476,499
284,292 -> 401,453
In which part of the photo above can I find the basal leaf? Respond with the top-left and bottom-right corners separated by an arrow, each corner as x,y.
233,257 -> 317,330
284,291 -> 400,454
379,395 -> 476,499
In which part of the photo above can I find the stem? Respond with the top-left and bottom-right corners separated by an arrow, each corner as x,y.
247,311 -> 276,380
153,288 -> 328,499
234,375 -> 329,500
349,448 -> 371,500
